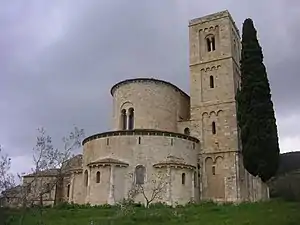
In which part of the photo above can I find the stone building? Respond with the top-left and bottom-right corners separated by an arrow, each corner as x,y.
2,10 -> 269,207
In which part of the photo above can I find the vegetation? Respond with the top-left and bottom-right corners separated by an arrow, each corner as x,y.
236,18 -> 280,182
1,200 -> 300,225
276,151 -> 300,175
268,151 -> 300,201
0,146 -> 15,193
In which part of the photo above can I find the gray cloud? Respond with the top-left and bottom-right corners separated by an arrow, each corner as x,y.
0,0 -> 299,174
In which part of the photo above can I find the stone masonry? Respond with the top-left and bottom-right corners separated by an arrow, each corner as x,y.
4,10 -> 269,208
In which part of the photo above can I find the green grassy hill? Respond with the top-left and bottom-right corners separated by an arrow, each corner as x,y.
268,151 -> 300,201
2,200 -> 300,225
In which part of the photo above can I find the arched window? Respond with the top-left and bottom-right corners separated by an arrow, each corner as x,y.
135,165 -> 145,185
67,184 -> 70,197
206,35 -> 216,52
121,109 -> 127,130
182,173 -> 186,185
212,121 -> 216,134
210,75 -> 214,88
128,108 -> 134,130
206,37 -> 211,52
84,170 -> 88,187
96,171 -> 100,183
211,36 -> 216,51
184,127 -> 190,135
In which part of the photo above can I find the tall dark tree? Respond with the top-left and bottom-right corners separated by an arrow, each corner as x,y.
236,18 -> 280,182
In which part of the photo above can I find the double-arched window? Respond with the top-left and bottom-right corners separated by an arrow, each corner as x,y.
120,107 -> 134,130
206,35 -> 216,52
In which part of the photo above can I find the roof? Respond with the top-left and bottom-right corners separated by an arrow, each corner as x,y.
110,78 -> 190,98
82,129 -> 200,146
87,158 -> 129,167
23,168 -> 60,178
153,158 -> 196,170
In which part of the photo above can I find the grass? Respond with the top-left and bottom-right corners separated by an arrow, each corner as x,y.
1,200 -> 300,225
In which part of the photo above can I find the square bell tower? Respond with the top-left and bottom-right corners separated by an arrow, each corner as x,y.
188,10 -> 245,202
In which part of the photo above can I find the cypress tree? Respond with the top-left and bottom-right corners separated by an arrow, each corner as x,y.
236,18 -> 280,182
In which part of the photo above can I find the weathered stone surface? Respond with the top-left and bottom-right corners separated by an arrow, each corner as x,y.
3,10 -> 268,208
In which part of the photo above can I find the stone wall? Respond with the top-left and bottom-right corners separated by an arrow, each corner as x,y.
111,79 -> 190,132
188,10 -> 268,202
23,175 -> 57,206
81,130 -> 199,205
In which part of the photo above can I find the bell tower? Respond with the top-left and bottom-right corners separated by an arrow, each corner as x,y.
189,10 -> 244,201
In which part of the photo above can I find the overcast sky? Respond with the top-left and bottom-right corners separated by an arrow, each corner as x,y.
0,0 -> 299,175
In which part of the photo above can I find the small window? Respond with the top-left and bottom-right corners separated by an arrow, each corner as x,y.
212,121 -> 216,134
171,139 -> 174,146
135,165 -> 145,185
67,184 -> 70,197
211,36 -> 216,51
212,166 -> 216,175
194,171 -> 197,187
210,75 -> 214,88
84,170 -> 88,187
96,171 -> 100,183
206,38 -> 211,52
106,138 -> 109,145
197,163 -> 200,170
138,137 -> 141,144
192,143 -> 196,149
128,108 -> 134,130
184,127 -> 190,135
121,109 -> 127,130
182,173 -> 186,185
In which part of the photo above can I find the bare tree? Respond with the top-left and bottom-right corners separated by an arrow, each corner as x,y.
0,146 -> 15,205
27,126 -> 84,206
127,171 -> 169,208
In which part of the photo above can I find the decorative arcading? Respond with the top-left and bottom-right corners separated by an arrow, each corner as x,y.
200,65 -> 221,72
202,110 -> 223,118
201,25 -> 219,34
110,78 -> 190,99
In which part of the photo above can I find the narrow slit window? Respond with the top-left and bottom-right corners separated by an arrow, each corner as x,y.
84,170 -> 88,187
212,121 -> 216,134
182,173 -> 186,185
138,137 -> 141,144
67,184 -> 70,197
212,166 -> 216,175
171,138 -> 174,146
210,75 -> 214,88
96,171 -> 100,183
106,138 -> 109,145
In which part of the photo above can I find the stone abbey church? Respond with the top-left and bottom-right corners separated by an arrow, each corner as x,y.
3,10 -> 269,207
